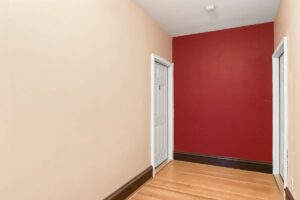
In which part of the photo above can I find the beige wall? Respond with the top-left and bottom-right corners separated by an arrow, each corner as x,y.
275,0 -> 300,198
0,0 -> 13,197
1,0 -> 172,199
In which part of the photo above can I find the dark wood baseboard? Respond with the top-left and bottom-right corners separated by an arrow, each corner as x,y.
174,151 -> 272,174
285,187 -> 295,200
104,166 -> 153,200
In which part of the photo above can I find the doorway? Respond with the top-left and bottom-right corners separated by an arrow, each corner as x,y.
272,37 -> 288,189
151,54 -> 174,175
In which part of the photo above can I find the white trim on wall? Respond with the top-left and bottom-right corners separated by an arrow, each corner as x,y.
151,54 -> 174,176
272,37 -> 288,188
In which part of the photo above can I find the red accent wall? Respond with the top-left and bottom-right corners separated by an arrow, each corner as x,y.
173,23 -> 274,163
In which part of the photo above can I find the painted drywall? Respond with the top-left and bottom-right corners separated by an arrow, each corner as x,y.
173,23 -> 274,163
0,0 -> 13,196
0,0 -> 172,199
134,0 -> 280,36
275,0 -> 300,198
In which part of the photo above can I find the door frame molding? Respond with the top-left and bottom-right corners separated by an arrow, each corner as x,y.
272,37 -> 288,187
151,54 -> 174,176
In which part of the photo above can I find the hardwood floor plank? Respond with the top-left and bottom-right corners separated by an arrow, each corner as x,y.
129,161 -> 283,200
171,161 -> 275,184
132,185 -> 215,200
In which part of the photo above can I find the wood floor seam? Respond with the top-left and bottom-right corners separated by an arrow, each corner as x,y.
147,184 -> 218,200
148,179 -> 267,200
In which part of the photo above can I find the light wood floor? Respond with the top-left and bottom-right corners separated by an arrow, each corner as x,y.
129,161 -> 283,200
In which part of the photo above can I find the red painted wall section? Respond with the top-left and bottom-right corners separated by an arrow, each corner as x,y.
173,23 -> 274,163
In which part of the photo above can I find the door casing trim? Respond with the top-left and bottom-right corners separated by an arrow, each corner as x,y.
272,37 -> 288,188
151,54 -> 174,176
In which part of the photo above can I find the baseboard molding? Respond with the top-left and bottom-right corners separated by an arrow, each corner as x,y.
104,166 -> 153,200
285,187 -> 295,200
174,151 -> 272,174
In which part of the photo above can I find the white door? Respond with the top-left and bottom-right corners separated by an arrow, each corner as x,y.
279,53 -> 285,180
154,61 -> 168,168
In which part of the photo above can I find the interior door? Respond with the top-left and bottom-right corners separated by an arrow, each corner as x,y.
279,53 -> 285,180
154,61 -> 168,168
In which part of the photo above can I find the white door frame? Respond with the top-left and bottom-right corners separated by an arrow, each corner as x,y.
272,37 -> 288,187
151,54 -> 174,176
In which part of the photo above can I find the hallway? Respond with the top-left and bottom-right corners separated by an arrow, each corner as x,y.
129,161 -> 283,200
2,1 -> 300,199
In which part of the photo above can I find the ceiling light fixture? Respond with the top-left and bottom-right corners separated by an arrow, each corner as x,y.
205,4 -> 216,12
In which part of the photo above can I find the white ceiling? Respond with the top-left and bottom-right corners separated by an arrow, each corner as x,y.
133,0 -> 281,37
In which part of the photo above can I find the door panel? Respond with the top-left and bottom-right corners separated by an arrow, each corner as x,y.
154,62 -> 168,167
279,53 -> 285,179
